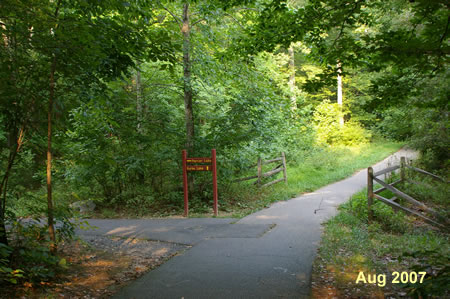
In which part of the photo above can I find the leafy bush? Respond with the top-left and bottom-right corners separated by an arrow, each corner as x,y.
12,246 -> 61,283
344,189 -> 409,233
400,249 -> 450,298
403,175 -> 450,207
1,204 -> 77,286
373,70 -> 449,171
376,107 -> 412,140
408,71 -> 449,171
0,243 -> 23,284
340,122 -> 372,145
314,101 -> 370,146
0,222 -> 62,285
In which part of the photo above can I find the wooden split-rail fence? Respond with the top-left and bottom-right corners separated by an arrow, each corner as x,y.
233,152 -> 287,188
367,157 -> 448,229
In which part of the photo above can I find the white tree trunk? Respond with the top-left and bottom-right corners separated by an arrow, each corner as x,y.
288,45 -> 296,110
337,61 -> 344,126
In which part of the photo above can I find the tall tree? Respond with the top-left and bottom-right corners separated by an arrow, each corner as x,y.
288,45 -> 297,110
136,66 -> 143,133
46,0 -> 62,254
336,61 -> 343,126
157,1 -> 196,154
182,3 -> 195,154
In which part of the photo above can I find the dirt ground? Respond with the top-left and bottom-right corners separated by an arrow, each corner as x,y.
6,236 -> 190,298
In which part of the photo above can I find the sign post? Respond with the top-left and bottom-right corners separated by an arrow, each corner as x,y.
182,149 -> 218,217
182,150 -> 189,217
211,149 -> 218,216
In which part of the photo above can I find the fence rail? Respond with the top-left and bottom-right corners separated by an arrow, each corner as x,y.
234,152 -> 287,188
367,157 -> 447,229
405,165 -> 447,183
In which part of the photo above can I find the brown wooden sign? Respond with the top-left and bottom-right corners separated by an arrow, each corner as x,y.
187,165 -> 212,171
182,149 -> 218,217
186,158 -> 212,164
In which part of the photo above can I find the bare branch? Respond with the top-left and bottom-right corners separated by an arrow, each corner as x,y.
331,0 -> 362,49
159,3 -> 182,25
433,15 -> 450,71
191,18 -> 206,27
438,16 -> 449,50
232,7 -> 260,12
223,13 -> 246,30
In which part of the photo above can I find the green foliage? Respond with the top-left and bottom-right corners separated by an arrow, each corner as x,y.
376,106 -> 412,140
344,188 -> 409,233
13,246 -> 60,283
373,70 -> 449,170
400,249 -> 450,298
0,221 -> 67,285
0,243 -> 24,284
239,0 -> 448,172
314,101 -> 370,146
2,198 -> 78,285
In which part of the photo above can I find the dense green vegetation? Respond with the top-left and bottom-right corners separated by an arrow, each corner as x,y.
0,0 -> 448,289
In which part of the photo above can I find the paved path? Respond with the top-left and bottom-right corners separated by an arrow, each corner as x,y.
78,148 -> 417,299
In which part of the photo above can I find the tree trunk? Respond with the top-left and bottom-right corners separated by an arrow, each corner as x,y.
46,0 -> 62,255
182,3 -> 195,191
0,152 -> 14,246
0,179 -> 8,245
136,65 -> 143,133
47,56 -> 57,254
0,126 -> 25,245
135,65 -> 145,184
336,61 -> 344,126
0,19 -> 23,245
182,3 -> 194,154
288,45 -> 296,110
0,152 -> 15,246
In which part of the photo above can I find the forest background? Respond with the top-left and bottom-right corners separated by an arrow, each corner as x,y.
0,0 -> 448,275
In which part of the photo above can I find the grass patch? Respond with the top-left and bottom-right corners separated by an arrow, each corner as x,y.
311,179 -> 449,298
220,140 -> 403,218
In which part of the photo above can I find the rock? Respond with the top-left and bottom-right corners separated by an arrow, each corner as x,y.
70,200 -> 96,214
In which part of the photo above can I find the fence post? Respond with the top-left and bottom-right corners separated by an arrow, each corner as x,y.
400,156 -> 406,182
367,167 -> 374,223
281,152 -> 287,183
257,158 -> 262,186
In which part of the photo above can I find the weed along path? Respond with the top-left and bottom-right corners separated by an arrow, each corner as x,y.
78,148 -> 417,299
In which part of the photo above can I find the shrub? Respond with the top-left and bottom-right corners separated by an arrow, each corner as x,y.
1,205 -> 77,286
1,221 -> 62,285
376,107 -> 412,140
314,101 -> 370,146
344,189 -> 409,233
0,243 -> 24,284
400,249 -> 450,298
